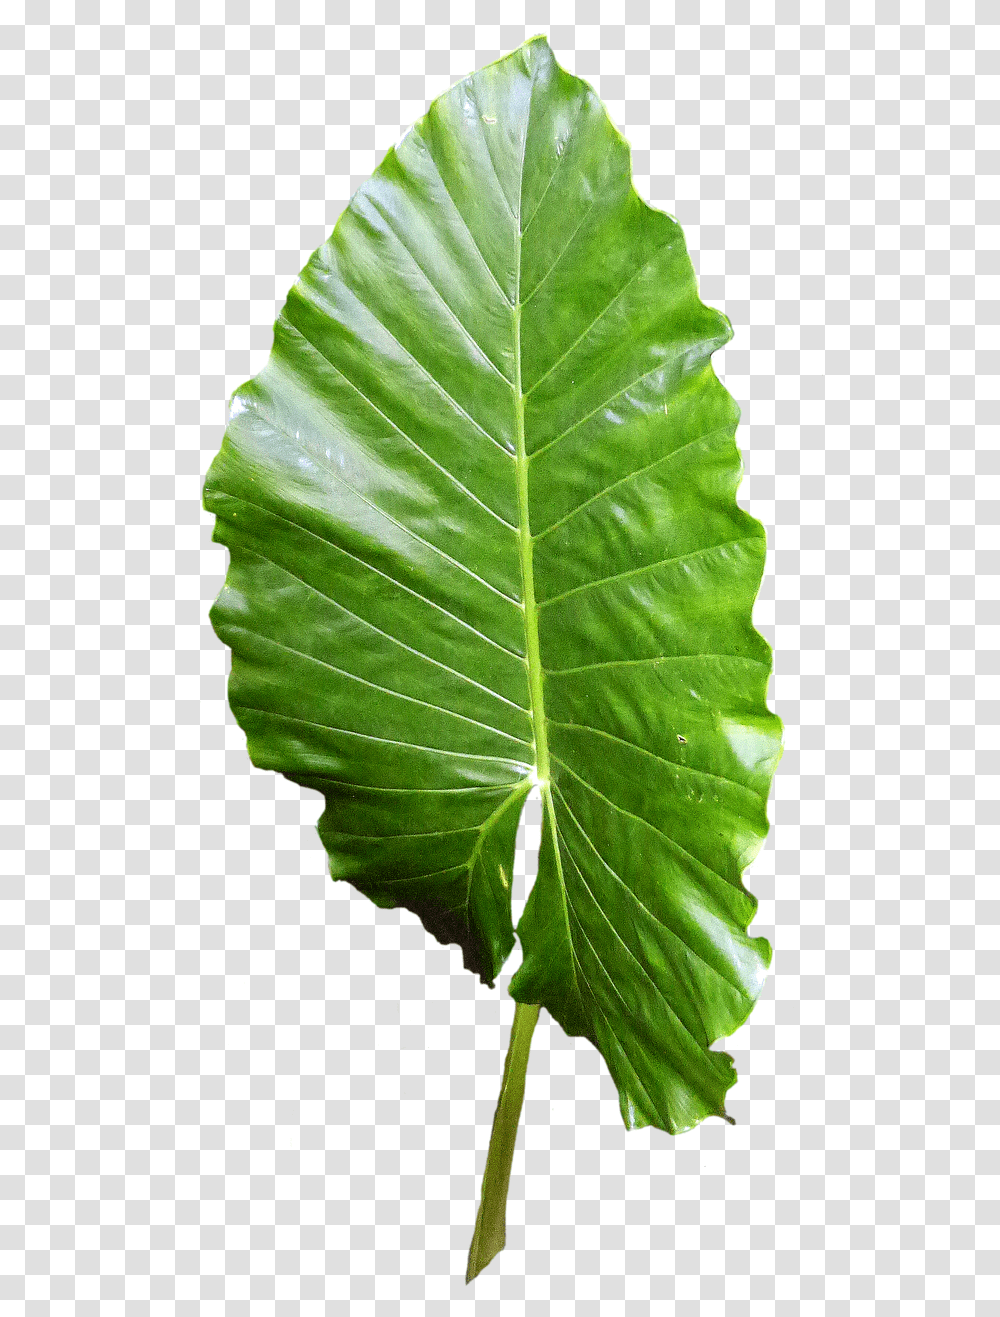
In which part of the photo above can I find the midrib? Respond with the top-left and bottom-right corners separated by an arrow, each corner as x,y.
513,238 -> 574,987
512,95 -> 570,970
512,272 -> 550,788
504,67 -> 577,1009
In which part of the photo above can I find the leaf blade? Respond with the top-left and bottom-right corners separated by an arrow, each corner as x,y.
205,35 -> 781,1122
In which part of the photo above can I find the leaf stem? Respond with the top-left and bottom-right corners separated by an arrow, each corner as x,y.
465,999 -> 540,1283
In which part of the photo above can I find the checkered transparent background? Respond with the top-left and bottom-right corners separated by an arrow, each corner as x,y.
2,1 -> 998,1311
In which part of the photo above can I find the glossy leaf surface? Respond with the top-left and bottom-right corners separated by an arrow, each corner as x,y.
204,37 -> 781,1135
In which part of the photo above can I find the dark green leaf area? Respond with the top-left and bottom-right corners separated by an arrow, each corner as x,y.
204,36 -> 781,1129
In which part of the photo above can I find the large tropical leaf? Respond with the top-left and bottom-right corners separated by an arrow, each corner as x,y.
204,36 -> 780,1137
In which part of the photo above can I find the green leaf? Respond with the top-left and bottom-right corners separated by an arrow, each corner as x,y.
204,36 -> 781,1138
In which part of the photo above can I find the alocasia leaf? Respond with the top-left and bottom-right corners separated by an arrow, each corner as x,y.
205,35 -> 781,1274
